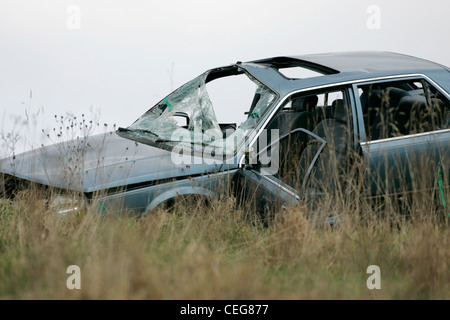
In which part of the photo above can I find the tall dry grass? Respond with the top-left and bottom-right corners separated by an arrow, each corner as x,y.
0,188 -> 448,300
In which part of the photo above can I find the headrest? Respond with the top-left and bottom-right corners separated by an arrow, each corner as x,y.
332,99 -> 347,122
385,87 -> 411,99
292,95 -> 318,112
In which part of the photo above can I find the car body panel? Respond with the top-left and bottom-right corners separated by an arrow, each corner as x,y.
1,52 -> 449,217
95,169 -> 238,217
248,52 -> 450,96
0,132 -> 224,194
361,129 -> 450,197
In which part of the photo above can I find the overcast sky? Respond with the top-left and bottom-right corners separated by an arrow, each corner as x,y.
1,0 -> 449,157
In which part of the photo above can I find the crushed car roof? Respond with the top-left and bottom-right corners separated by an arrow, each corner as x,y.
251,51 -> 447,74
243,51 -> 450,96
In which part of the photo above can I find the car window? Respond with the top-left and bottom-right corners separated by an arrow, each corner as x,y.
124,66 -> 277,159
357,79 -> 450,141
261,88 -> 352,191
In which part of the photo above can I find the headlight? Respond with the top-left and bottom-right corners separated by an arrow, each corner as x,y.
49,194 -> 84,215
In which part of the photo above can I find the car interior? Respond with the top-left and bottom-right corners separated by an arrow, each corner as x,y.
359,80 -> 450,141
266,90 -> 351,189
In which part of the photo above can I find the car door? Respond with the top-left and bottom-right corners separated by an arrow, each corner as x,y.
237,87 -> 357,219
353,77 -> 450,201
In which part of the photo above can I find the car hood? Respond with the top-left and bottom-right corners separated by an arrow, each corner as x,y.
0,132 -> 224,193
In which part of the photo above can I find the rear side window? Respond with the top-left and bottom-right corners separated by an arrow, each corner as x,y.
357,79 -> 450,141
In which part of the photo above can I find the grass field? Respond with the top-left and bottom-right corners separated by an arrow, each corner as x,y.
0,188 -> 448,300
0,112 -> 449,300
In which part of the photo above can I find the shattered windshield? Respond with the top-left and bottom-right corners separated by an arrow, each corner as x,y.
123,66 -> 277,159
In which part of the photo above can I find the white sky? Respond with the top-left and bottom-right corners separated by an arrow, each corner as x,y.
1,0 -> 449,157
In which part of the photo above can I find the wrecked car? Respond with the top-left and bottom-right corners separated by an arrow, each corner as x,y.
1,52 -> 449,220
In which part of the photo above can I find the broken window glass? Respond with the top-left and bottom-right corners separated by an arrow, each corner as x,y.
125,66 -> 278,159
